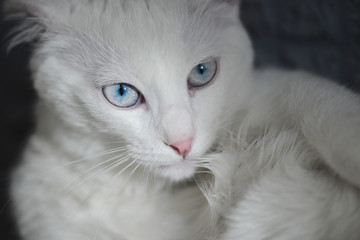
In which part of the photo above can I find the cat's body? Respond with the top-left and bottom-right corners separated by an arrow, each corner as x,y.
4,0 -> 360,239
211,69 -> 360,240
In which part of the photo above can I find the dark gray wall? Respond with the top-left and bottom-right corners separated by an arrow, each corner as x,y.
241,0 -> 360,90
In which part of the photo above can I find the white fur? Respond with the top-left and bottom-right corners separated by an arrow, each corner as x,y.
4,0 -> 360,239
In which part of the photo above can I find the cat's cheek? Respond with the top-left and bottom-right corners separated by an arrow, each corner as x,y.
190,127 -> 214,155
189,91 -> 227,157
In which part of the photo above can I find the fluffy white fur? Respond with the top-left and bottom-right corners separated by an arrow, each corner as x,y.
4,0 -> 360,239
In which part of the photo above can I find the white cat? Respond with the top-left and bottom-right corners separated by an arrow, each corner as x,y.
4,0 -> 360,239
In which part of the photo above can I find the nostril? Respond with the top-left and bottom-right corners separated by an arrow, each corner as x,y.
169,137 -> 193,157
170,145 -> 187,156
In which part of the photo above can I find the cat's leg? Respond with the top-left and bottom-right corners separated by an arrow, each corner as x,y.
220,161 -> 360,240
252,69 -> 360,187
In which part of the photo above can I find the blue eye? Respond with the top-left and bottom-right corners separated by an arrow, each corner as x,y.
103,83 -> 141,108
188,60 -> 217,88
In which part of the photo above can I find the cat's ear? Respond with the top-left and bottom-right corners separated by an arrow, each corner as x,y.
5,0 -> 45,18
3,0 -> 68,50
3,0 -> 70,22
216,0 -> 241,8
211,0 -> 242,17
221,0 -> 240,5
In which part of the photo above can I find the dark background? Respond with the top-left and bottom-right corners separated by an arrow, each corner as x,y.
0,0 -> 359,239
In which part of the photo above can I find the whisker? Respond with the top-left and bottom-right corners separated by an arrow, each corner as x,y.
146,164 -> 155,187
139,162 -> 148,186
87,159 -> 140,232
112,158 -> 138,180
42,146 -> 129,176
115,161 -> 142,190
60,154 -> 132,196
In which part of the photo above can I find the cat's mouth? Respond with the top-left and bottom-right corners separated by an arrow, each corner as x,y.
158,159 -> 191,170
155,159 -> 197,181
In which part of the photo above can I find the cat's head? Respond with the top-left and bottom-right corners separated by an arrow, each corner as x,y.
5,0 -> 253,181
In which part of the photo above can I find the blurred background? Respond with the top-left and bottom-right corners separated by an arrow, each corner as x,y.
0,0 -> 359,239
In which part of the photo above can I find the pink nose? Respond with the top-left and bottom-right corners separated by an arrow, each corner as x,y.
170,137 -> 193,157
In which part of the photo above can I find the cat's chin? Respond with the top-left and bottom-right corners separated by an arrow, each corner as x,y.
155,161 -> 196,182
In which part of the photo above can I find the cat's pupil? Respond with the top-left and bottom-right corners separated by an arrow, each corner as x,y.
197,64 -> 205,75
119,84 -> 126,96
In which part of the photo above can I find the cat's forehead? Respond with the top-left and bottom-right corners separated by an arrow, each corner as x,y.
6,0 -> 239,59
67,0 -> 231,52
42,0 -> 235,85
